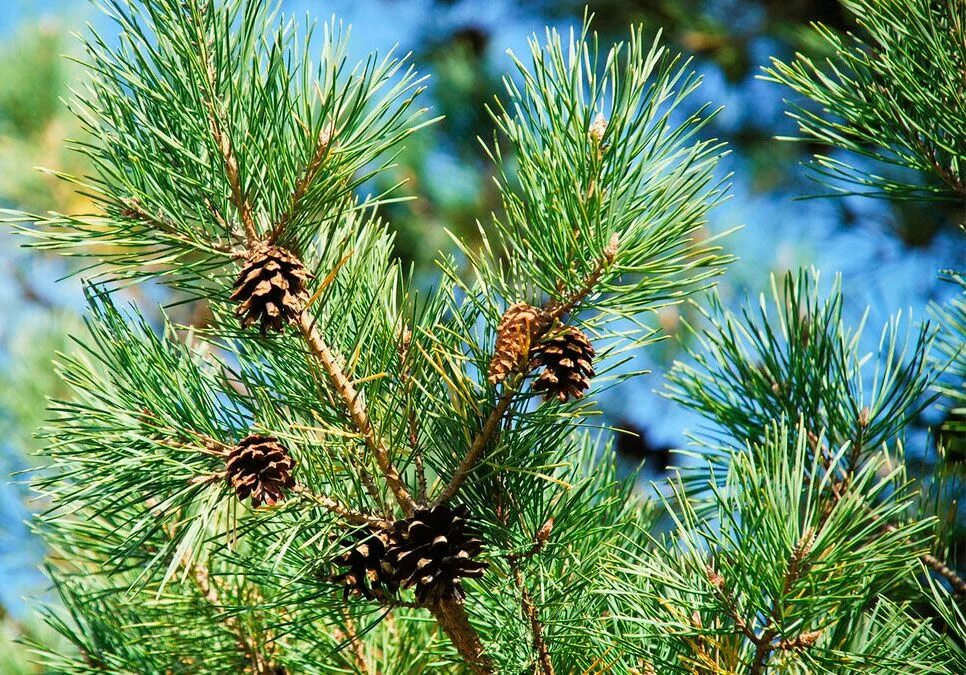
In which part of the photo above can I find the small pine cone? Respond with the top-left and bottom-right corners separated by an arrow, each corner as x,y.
331,528 -> 398,600
230,244 -> 310,334
386,504 -> 487,604
488,303 -> 541,385
530,325 -> 596,402
224,435 -> 295,507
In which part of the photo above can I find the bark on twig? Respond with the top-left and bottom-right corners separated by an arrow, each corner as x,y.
291,484 -> 388,528
513,565 -> 554,674
429,599 -> 493,673
193,20 -> 258,246
299,312 -> 417,514
809,431 -> 966,596
269,124 -> 335,244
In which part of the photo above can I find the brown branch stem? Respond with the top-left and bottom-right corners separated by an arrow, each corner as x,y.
708,530 -> 815,675
269,125 -> 333,244
400,328 -> 428,505
808,431 -> 966,597
298,312 -> 416,515
512,565 -> 554,674
434,374 -> 519,505
429,599 -> 493,673
334,611 -> 371,675
882,524 -> 966,595
545,233 -> 619,323
145,498 -> 279,674
291,484 -> 387,528
435,238 -> 619,505
120,198 -> 235,257
192,15 -> 258,246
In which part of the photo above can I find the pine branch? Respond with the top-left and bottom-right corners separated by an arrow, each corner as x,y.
398,326 -> 427,504
146,497 -> 280,674
290,485 -> 387,528
707,529 -> 818,674
811,431 -> 966,597
333,611 -> 371,675
298,311 -> 416,514
513,565 -> 553,674
884,524 -> 966,596
196,74 -> 416,519
429,600 -> 493,674
268,125 -> 334,245
762,0 -> 966,200
504,518 -> 554,672
507,518 -> 554,563
186,562 -> 279,675
190,9 -> 257,245
545,233 -> 620,322
120,197 -> 236,257
435,244 -> 618,505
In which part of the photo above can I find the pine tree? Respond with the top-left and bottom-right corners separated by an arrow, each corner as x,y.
10,0 -> 966,672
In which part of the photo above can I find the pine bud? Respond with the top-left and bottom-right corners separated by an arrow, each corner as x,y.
589,113 -> 608,145
705,565 -> 725,590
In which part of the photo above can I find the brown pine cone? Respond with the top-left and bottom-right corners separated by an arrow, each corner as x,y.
487,302 -> 541,386
331,528 -> 398,600
385,504 -> 487,604
231,244 -> 310,334
224,435 -> 295,507
530,325 -> 596,402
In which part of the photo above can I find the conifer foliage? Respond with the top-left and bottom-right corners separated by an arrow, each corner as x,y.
764,0 -> 966,200
12,0 -> 966,672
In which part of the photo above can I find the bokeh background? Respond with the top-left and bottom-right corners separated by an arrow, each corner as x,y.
1,1 -> 962,669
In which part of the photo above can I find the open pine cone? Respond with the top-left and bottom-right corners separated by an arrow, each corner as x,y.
231,244 -> 310,334
331,528 -> 398,600
530,325 -> 596,402
224,435 -> 295,507
386,504 -> 487,604
488,302 -> 541,386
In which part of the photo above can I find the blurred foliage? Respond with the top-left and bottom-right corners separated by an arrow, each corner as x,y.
0,312 -> 83,462
0,16 -> 93,671
536,0 -> 848,79
0,22 -> 91,214
389,0 -> 963,261
764,0 -> 966,203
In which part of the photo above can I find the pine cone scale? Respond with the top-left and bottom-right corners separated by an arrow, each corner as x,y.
375,504 -> 488,603
331,529 -> 398,600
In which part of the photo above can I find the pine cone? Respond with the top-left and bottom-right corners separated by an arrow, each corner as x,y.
224,435 -> 295,507
386,504 -> 487,604
231,244 -> 310,333
331,528 -> 398,600
488,303 -> 541,385
530,325 -> 596,402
